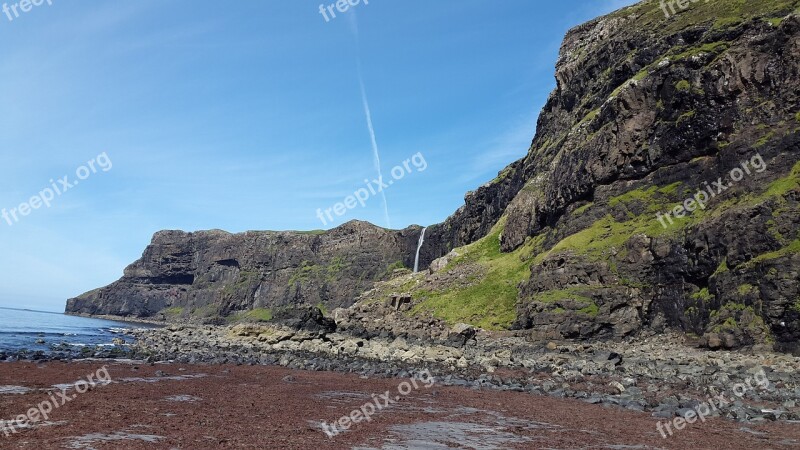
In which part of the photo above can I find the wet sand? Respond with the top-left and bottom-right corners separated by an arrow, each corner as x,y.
1,361 -> 798,449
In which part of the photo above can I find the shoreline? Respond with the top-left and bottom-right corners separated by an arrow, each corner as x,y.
64,312 -> 167,327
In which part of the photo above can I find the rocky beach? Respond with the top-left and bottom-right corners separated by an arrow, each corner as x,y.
8,291 -> 800,447
3,0 -> 800,448
119,322 -> 800,425
4,314 -> 800,447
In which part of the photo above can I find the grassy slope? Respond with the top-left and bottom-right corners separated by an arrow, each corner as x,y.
543,161 -> 800,263
409,155 -> 799,331
411,217 -> 539,330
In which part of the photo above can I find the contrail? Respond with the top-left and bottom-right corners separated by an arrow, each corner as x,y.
357,64 -> 391,229
350,11 -> 391,228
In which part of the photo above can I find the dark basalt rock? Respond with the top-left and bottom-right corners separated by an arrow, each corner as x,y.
66,221 -> 427,319
271,306 -> 336,334
503,6 -> 800,351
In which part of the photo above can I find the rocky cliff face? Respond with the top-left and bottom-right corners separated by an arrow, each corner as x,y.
66,221 -> 424,321
506,0 -> 800,352
69,0 -> 800,354
339,0 -> 800,354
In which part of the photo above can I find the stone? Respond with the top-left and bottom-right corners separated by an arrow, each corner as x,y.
429,250 -> 460,273
387,294 -> 412,311
609,381 -> 625,394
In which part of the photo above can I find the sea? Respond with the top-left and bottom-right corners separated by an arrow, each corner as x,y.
0,307 -> 143,354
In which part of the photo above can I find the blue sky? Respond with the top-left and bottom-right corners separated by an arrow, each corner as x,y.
0,0 -> 637,312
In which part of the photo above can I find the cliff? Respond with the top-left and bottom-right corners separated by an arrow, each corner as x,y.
66,221 -> 423,321
336,0 -> 800,354
68,0 -> 800,353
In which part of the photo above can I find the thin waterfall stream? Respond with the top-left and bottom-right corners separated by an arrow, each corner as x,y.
413,227 -> 427,273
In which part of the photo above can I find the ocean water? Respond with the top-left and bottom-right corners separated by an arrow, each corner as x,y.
0,307 -> 142,353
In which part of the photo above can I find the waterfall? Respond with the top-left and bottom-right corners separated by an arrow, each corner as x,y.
413,227 -> 427,273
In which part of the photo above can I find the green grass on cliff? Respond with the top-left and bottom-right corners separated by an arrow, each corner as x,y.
691,288 -> 714,303
538,159 -> 800,265
192,304 -> 223,318
532,287 -> 600,317
706,160 -> 800,223
607,182 -> 681,209
288,257 -> 348,285
743,238 -> 800,268
223,271 -> 260,295
379,261 -> 408,280
535,183 -> 683,263
672,42 -> 731,62
161,307 -> 185,319
411,217 -> 537,330
534,212 -> 667,263
609,0 -> 799,34
226,308 -> 273,323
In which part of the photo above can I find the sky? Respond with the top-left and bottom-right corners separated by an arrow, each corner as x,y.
0,0 -> 638,312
